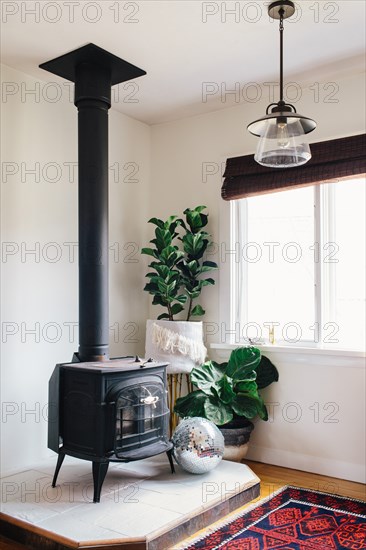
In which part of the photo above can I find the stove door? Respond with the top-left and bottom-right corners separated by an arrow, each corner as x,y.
108,377 -> 170,459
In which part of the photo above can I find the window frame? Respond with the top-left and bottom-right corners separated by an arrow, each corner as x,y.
219,178 -> 364,351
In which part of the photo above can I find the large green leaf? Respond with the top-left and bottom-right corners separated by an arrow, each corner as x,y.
232,393 -> 264,419
190,361 -> 223,395
214,361 -> 228,371
145,272 -> 158,279
202,260 -> 218,268
186,205 -> 207,214
226,347 -> 261,379
167,272 -> 180,284
186,289 -> 201,299
153,264 -> 170,279
190,304 -> 205,317
204,397 -> 233,425
143,281 -> 159,294
152,228 -> 172,252
184,207 -> 209,234
166,280 -> 177,294
257,397 -> 268,420
235,379 -> 258,396
183,209 -> 202,231
170,303 -> 185,316
187,260 -> 199,275
165,215 -> 178,227
200,261 -> 218,273
182,233 -> 207,258
157,279 -> 168,294
141,247 -> 157,258
148,217 -> 164,229
199,278 -> 215,288
256,356 -> 279,389
218,375 -> 235,404
160,246 -> 184,266
174,390 -> 207,418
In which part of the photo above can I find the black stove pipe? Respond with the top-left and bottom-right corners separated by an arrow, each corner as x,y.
76,63 -> 110,361
39,44 -> 146,362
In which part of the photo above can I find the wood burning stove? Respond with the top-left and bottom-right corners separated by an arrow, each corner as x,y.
40,45 -> 174,502
48,357 -> 174,502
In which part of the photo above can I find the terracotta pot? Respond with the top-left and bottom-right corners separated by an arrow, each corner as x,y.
219,419 -> 254,462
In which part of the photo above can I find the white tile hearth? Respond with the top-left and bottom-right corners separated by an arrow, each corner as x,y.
0,454 -> 259,548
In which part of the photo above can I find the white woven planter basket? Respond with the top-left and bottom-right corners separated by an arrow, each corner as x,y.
145,320 -> 207,374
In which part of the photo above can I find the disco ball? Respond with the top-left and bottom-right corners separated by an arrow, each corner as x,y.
171,417 -> 225,474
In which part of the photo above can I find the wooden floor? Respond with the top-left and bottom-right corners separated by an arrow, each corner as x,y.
1,461 -> 365,549
246,460 -> 366,501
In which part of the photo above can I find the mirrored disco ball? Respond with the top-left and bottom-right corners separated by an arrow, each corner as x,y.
172,417 -> 225,474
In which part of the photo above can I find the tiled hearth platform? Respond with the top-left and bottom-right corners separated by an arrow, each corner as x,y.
0,455 -> 260,549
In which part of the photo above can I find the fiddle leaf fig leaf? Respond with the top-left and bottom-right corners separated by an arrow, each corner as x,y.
174,390 -> 208,418
190,304 -> 205,317
141,247 -> 157,258
176,294 -> 188,304
190,361 -> 223,395
184,207 -> 209,233
170,303 -> 185,316
204,397 -> 233,426
152,228 -> 172,252
235,379 -> 258,395
200,278 -> 215,287
232,393 -> 260,419
200,261 -> 218,273
256,355 -> 279,389
226,347 -> 261,379
148,217 -> 165,229
218,375 -> 235,404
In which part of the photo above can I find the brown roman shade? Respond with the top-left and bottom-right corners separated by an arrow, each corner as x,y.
222,134 -> 366,200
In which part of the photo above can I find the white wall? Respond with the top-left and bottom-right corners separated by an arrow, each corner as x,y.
0,64 -> 151,475
214,346 -> 366,483
150,71 -> 366,482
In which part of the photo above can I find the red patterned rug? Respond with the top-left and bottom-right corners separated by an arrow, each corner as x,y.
183,486 -> 366,550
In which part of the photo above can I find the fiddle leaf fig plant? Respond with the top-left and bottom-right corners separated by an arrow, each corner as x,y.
142,206 -> 218,321
174,347 -> 279,426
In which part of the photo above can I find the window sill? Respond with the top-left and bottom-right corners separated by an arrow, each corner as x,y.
210,343 -> 366,360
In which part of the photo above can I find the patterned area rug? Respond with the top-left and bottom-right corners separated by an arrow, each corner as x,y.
182,486 -> 366,549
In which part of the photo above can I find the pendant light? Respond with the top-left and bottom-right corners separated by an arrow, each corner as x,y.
247,0 -> 316,168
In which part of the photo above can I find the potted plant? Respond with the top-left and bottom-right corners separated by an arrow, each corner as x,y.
174,347 -> 279,461
142,206 -> 218,432
142,206 -> 218,373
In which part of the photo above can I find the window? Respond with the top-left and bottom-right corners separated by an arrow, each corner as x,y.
222,177 -> 365,350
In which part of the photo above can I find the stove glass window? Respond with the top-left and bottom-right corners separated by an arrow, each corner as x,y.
114,382 -> 169,456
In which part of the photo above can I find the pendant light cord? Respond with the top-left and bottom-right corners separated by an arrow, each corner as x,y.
279,8 -> 284,103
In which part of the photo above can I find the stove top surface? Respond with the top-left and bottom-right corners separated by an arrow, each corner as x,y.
60,356 -> 168,372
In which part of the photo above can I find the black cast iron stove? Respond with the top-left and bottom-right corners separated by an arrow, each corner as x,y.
48,356 -> 173,502
40,44 -> 174,503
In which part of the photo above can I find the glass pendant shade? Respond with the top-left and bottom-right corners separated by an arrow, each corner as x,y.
250,115 -> 314,168
247,0 -> 317,168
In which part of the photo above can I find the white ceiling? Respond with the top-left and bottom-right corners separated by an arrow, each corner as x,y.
1,1 -> 365,124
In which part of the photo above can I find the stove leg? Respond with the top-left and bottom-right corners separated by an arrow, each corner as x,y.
92,461 -> 109,503
167,449 -> 175,474
52,452 -> 65,487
